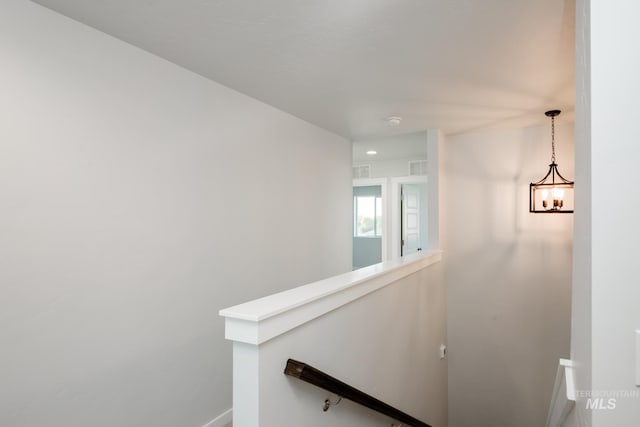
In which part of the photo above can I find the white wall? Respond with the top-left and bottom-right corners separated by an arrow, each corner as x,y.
570,1 -> 640,424
353,131 -> 428,179
0,1 -> 351,426
445,124 -> 574,426
570,0 -> 592,424
365,158 -> 422,178
589,0 -> 640,424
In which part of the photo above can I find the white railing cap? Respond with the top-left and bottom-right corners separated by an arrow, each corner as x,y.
220,250 -> 442,345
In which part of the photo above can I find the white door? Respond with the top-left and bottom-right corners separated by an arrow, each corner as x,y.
401,184 -> 425,255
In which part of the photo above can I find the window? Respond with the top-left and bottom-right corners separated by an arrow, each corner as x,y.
354,195 -> 382,237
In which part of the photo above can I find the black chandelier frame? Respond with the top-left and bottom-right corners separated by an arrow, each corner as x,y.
529,110 -> 575,214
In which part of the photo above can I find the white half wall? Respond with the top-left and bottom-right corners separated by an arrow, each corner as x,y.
445,124 -> 574,427
0,1 -> 351,426
222,252 -> 448,427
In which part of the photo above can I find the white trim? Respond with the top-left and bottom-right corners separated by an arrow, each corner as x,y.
202,408 -> 232,427
426,129 -> 441,252
220,250 -> 442,345
546,358 -> 576,427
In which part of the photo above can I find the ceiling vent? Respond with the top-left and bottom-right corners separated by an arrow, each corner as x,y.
409,160 -> 427,176
352,164 -> 371,179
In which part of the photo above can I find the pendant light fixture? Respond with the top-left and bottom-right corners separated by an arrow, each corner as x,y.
529,110 -> 574,213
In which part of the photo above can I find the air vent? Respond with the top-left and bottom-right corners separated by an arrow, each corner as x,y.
352,164 -> 371,179
409,160 -> 427,176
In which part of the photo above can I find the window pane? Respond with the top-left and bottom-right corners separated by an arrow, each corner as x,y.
356,196 -> 375,236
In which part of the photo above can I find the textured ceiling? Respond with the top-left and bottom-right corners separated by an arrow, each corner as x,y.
32,0 -> 575,139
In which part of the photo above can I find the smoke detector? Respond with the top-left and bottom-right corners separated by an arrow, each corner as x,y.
385,116 -> 402,126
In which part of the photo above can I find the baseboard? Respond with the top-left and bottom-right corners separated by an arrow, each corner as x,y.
202,408 -> 232,427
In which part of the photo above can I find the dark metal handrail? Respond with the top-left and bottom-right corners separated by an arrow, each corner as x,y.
284,359 -> 432,427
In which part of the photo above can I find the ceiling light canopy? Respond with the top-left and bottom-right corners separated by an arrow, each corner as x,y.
385,116 -> 402,127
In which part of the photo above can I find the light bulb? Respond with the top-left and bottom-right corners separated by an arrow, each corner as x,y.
552,188 -> 565,200
541,189 -> 550,209
552,187 -> 565,209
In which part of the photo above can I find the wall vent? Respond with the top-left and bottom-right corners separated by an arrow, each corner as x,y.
352,164 -> 371,179
408,160 -> 427,176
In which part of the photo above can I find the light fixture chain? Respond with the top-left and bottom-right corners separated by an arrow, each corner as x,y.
551,115 -> 556,163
